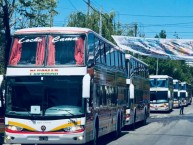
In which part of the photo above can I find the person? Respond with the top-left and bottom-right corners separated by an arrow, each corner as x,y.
179,98 -> 185,115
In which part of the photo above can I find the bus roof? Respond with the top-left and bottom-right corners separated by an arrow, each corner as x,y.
149,75 -> 173,79
173,79 -> 180,83
14,27 -> 123,52
180,82 -> 187,85
14,27 -> 93,35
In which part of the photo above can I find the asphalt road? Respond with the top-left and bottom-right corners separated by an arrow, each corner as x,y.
104,103 -> 193,145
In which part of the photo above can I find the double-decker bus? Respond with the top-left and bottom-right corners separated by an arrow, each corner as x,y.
149,75 -> 173,112
173,79 -> 181,108
180,82 -> 192,106
125,54 -> 150,127
0,74 -> 4,143
4,27 -> 128,144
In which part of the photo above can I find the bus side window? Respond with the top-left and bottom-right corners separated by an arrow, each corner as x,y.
111,87 -> 117,106
96,84 -> 101,107
102,86 -> 107,106
95,38 -> 100,64
87,33 -> 95,67
110,49 -> 115,67
106,45 -> 111,66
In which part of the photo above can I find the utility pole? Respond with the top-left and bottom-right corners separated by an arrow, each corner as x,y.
50,0 -> 54,27
83,0 -> 103,35
156,58 -> 159,75
99,7 -> 102,36
134,23 -> 138,37
87,0 -> 90,16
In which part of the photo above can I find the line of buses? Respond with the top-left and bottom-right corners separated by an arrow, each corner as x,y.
0,27 -> 192,145
150,75 -> 192,112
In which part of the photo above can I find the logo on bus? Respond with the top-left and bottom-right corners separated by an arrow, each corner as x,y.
41,125 -> 46,131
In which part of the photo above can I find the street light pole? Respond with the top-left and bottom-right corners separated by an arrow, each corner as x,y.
99,7 -> 102,36
156,58 -> 159,75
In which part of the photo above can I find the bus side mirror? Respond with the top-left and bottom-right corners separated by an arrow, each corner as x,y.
82,74 -> 91,98
130,83 -> 134,99
87,56 -> 94,68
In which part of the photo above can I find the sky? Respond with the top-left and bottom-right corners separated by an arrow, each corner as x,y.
54,0 -> 193,39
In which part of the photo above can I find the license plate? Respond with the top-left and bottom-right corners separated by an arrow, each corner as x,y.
39,136 -> 48,141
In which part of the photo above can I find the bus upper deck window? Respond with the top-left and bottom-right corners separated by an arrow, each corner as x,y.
9,36 -> 46,66
9,38 -> 22,65
47,35 -> 84,66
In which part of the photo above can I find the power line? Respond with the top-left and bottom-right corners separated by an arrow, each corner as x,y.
119,13 -> 193,18
145,32 -> 193,34
67,0 -> 79,11
118,22 -> 193,28
90,0 -> 101,10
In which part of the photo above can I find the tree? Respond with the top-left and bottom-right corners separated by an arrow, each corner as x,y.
68,12 -> 87,28
0,0 -> 58,74
67,10 -> 116,41
17,0 -> 58,27
0,0 -> 15,73
155,30 -> 167,38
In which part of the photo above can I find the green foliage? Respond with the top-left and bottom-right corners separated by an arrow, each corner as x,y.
67,10 -> 117,42
0,0 -> 58,74
17,0 -> 58,27
155,30 -> 167,38
142,56 -> 193,84
68,12 -> 87,28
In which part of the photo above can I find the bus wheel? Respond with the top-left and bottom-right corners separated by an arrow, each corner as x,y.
92,126 -> 98,145
114,116 -> 121,139
132,111 -> 136,130
142,110 -> 147,125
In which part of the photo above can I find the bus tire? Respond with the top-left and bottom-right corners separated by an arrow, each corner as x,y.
142,110 -> 147,125
132,111 -> 136,130
92,120 -> 99,145
114,115 -> 121,139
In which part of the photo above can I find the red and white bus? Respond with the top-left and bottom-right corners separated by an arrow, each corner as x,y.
4,27 -> 128,144
125,54 -> 150,127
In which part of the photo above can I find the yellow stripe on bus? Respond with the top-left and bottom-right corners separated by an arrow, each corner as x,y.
50,121 -> 81,132
8,121 -> 37,131
8,121 -> 81,132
